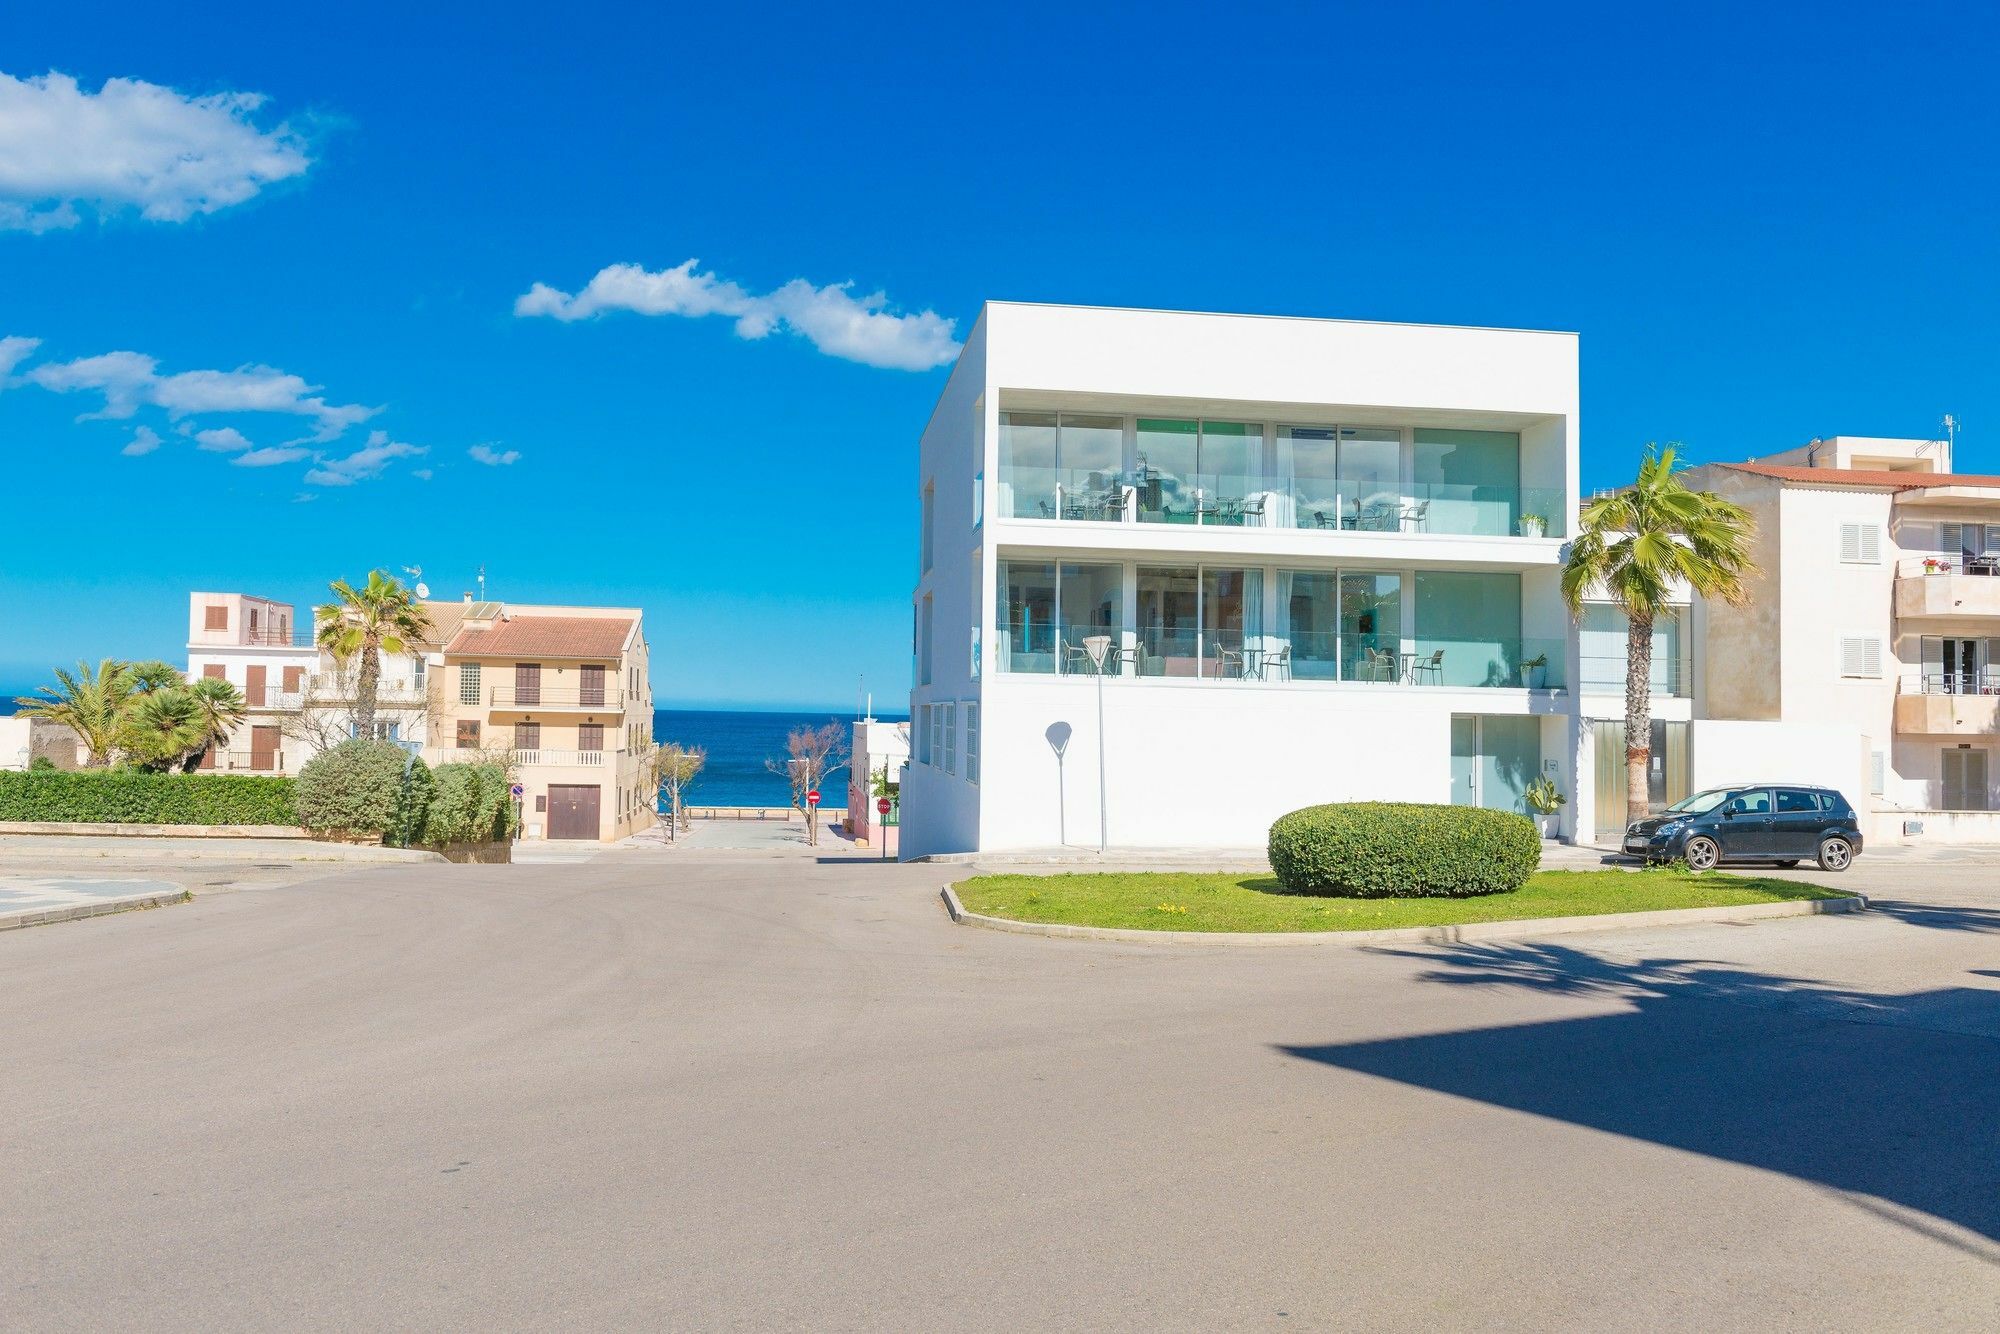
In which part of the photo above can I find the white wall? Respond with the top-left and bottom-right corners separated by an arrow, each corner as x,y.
973,680 -> 1565,851
1687,720 -> 1870,816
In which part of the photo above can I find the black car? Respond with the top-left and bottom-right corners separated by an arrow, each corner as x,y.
1623,785 -> 1863,872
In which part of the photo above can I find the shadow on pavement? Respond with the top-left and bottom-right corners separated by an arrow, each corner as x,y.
1279,941 -> 2000,1253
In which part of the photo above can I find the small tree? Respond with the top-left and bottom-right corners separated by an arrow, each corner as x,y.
765,721 -> 848,847
650,743 -> 706,840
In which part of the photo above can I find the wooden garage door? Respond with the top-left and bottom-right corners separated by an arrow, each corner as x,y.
546,784 -> 600,840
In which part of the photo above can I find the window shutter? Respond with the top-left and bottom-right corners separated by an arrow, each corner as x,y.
1840,636 -> 1881,677
1839,522 -> 1880,563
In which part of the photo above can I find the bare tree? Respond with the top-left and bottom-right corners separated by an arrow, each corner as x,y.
650,743 -> 706,841
280,657 -> 435,761
764,722 -> 848,847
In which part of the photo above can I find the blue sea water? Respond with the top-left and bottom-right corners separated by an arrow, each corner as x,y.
0,693 -> 898,811
652,708 -> 906,809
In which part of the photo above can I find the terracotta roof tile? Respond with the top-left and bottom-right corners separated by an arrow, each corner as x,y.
446,614 -> 634,659
1721,463 -> 2000,491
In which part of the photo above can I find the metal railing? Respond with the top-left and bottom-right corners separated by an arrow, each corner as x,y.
489,686 -> 623,709
1897,553 -> 2000,577
1901,670 -> 2000,697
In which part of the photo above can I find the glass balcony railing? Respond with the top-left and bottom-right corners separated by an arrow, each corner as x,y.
1579,654 -> 1690,697
996,468 -> 1566,538
999,629 -> 1565,688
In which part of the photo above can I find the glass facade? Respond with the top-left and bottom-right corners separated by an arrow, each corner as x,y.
995,411 -> 1561,537
1579,605 -> 1689,696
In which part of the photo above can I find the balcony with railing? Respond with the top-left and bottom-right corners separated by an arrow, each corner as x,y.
510,748 -> 612,767
199,748 -> 287,773
996,623 -> 1565,689
487,686 -> 623,711
1000,468 -> 1564,539
1895,554 -> 2000,618
1578,654 -> 1691,698
1895,668 -> 2000,733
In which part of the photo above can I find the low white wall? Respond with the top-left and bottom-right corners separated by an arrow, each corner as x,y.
0,716 -> 31,769
1686,720 -> 1870,814
962,680 -> 1568,852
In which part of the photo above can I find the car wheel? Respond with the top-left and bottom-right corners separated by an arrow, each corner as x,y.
1684,836 -> 1720,871
1773,860 -> 1800,869
1817,837 -> 1853,872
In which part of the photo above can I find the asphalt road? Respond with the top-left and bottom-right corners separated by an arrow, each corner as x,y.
4,845 -> 1998,1331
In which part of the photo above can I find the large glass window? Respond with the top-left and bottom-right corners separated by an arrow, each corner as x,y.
1580,605 -> 1688,696
998,412 -> 1057,518
1199,422 -> 1265,525
999,561 -> 1057,673
1281,571 -> 1340,680
1279,426 -> 1401,529
1136,565 -> 1200,674
999,412 -> 1125,520
999,561 -> 1123,674
1135,419 -> 1198,523
1341,572 -> 1403,680
1413,428 -> 1520,536
1203,568 -> 1264,675
1415,571 -> 1522,687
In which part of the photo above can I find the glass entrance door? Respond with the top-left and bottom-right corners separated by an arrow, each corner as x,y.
1450,717 -> 1477,807
1452,716 -> 1541,814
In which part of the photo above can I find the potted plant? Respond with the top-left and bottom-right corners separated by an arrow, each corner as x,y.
1520,652 -> 1549,689
1525,776 -> 1567,838
1518,513 -> 1548,538
1923,556 -> 1950,574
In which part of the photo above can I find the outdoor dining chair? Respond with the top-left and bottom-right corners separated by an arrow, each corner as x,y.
1400,500 -> 1430,531
1410,649 -> 1444,686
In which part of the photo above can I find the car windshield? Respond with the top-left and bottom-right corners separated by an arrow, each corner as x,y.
1665,789 -> 1731,815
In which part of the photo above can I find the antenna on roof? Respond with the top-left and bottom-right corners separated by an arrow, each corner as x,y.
477,564 -> 487,600
1944,414 -> 1960,453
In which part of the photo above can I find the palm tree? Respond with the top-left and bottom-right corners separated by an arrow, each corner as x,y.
123,688 -> 210,772
181,676 -> 249,772
1563,446 -> 1755,819
316,570 -> 433,739
14,659 -> 136,766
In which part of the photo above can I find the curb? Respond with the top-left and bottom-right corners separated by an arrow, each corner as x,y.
0,841 -> 446,864
0,823 -> 309,839
0,887 -> 192,932
938,883 -> 1869,947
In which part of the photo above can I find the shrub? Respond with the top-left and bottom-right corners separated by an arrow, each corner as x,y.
296,739 -> 433,844
1267,802 -> 1540,898
0,770 -> 296,825
422,761 -> 513,846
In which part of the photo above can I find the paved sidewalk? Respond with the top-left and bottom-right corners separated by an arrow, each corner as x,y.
0,876 -> 187,929
0,834 -> 442,863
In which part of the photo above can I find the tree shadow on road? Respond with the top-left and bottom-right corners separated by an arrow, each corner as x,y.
1279,941 -> 2000,1255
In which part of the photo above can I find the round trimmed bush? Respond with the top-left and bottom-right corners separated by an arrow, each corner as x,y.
296,739 -> 433,844
1268,801 -> 1540,898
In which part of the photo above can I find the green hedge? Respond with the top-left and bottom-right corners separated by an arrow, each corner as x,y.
296,739 -> 433,844
1267,802 -> 1541,898
0,770 -> 297,825
421,762 -> 514,846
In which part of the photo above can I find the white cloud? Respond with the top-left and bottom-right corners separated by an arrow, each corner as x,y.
304,429 -> 425,487
0,334 -> 40,381
468,443 -> 520,466
0,71 -> 311,232
23,349 -> 376,439
514,258 -> 960,371
232,445 -> 309,467
412,468 -> 433,481
121,425 -> 160,456
194,425 -> 254,452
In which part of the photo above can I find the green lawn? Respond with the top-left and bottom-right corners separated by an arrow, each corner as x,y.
953,869 -> 1852,934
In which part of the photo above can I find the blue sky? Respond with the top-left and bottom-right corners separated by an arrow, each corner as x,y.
3,2 -> 1996,706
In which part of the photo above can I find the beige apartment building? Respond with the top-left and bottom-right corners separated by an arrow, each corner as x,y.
1684,434 -> 2000,844
186,590 -> 655,842
430,599 -> 655,841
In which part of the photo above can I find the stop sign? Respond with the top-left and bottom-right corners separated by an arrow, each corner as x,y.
806,790 -> 821,807
876,797 -> 891,815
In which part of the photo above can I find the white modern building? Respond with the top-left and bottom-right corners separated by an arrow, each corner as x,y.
902,302 -> 1586,856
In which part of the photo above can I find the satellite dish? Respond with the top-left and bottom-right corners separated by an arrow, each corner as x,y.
414,582 -> 430,599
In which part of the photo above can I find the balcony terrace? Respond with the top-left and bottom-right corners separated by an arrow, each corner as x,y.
1895,555 -> 2000,619
487,687 -> 624,711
